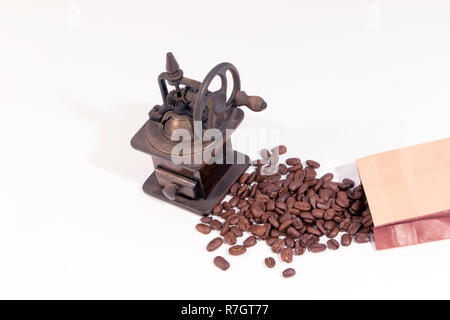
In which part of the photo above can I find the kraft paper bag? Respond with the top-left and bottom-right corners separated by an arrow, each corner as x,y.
356,137 -> 450,250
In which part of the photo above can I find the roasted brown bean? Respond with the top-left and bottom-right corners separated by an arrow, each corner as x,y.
207,237 -> 224,252
282,268 -> 296,278
309,243 -> 327,253
265,257 -> 276,268
229,245 -> 247,256
306,160 -> 320,168
327,239 -> 340,250
341,233 -> 352,246
214,256 -> 230,271
281,247 -> 293,263
196,223 -> 211,234
355,233 -> 371,243
243,235 -> 257,247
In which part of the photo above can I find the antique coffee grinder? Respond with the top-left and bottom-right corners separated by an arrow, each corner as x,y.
131,53 -> 266,215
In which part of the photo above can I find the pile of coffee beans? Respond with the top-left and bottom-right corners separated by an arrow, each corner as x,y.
196,145 -> 374,278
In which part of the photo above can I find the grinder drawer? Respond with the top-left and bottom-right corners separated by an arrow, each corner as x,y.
155,167 -> 200,199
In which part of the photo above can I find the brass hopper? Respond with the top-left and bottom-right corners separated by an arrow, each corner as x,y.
131,53 -> 266,215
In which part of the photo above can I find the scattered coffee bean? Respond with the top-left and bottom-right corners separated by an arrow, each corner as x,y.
229,245 -> 247,256
214,256 -> 230,271
271,238 -> 285,253
213,204 -> 223,215
327,239 -> 340,250
341,233 -> 352,246
196,223 -> 211,234
306,160 -> 320,169
200,216 -> 212,224
210,219 -> 223,231
309,243 -> 327,253
265,257 -> 276,268
281,247 -> 293,263
224,231 -> 237,245
242,235 -> 256,247
231,226 -> 243,237
282,268 -> 296,278
355,233 -> 371,243
286,158 -> 301,166
207,237 -> 224,252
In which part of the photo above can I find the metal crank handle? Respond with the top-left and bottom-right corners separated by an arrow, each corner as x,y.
234,90 -> 267,112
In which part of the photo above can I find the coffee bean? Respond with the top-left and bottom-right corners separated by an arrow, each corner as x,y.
288,164 -> 303,172
299,211 -> 314,220
327,239 -> 340,250
282,268 -> 296,278
326,227 -> 339,239
229,245 -> 246,256
251,224 -> 266,237
237,217 -> 251,232
284,237 -> 295,248
207,237 -> 224,252
220,220 -> 230,236
265,257 -> 276,268
229,184 -> 239,196
339,218 -> 351,232
312,209 -> 324,219
309,243 -> 327,253
287,226 -> 301,238
294,241 -> 306,255
323,181 -> 339,193
336,197 -> 350,208
341,233 -> 352,246
231,226 -> 243,237
279,219 -> 293,232
301,233 -> 319,248
255,194 -> 270,203
347,221 -> 362,235
324,208 -> 336,221
267,237 -> 277,246
288,180 -> 302,192
338,178 -> 355,190
239,173 -> 249,185
305,167 -> 317,180
307,226 -> 322,237
286,158 -> 301,166
224,231 -> 237,245
210,219 -> 223,231
196,223 -> 211,234
320,173 -> 334,182
246,172 -> 256,184
306,160 -> 320,169
355,233 -> 371,243
243,235 -> 257,247
362,215 -> 373,227
214,256 -> 230,271
271,238 -> 285,253
228,214 -> 240,225
281,247 -> 293,263
229,196 -> 239,207
278,164 -> 288,175
324,221 -> 335,231
201,216 -> 212,224
250,204 -> 265,219
294,201 -> 311,211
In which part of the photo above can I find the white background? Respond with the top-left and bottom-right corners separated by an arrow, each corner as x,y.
1,0 -> 450,299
